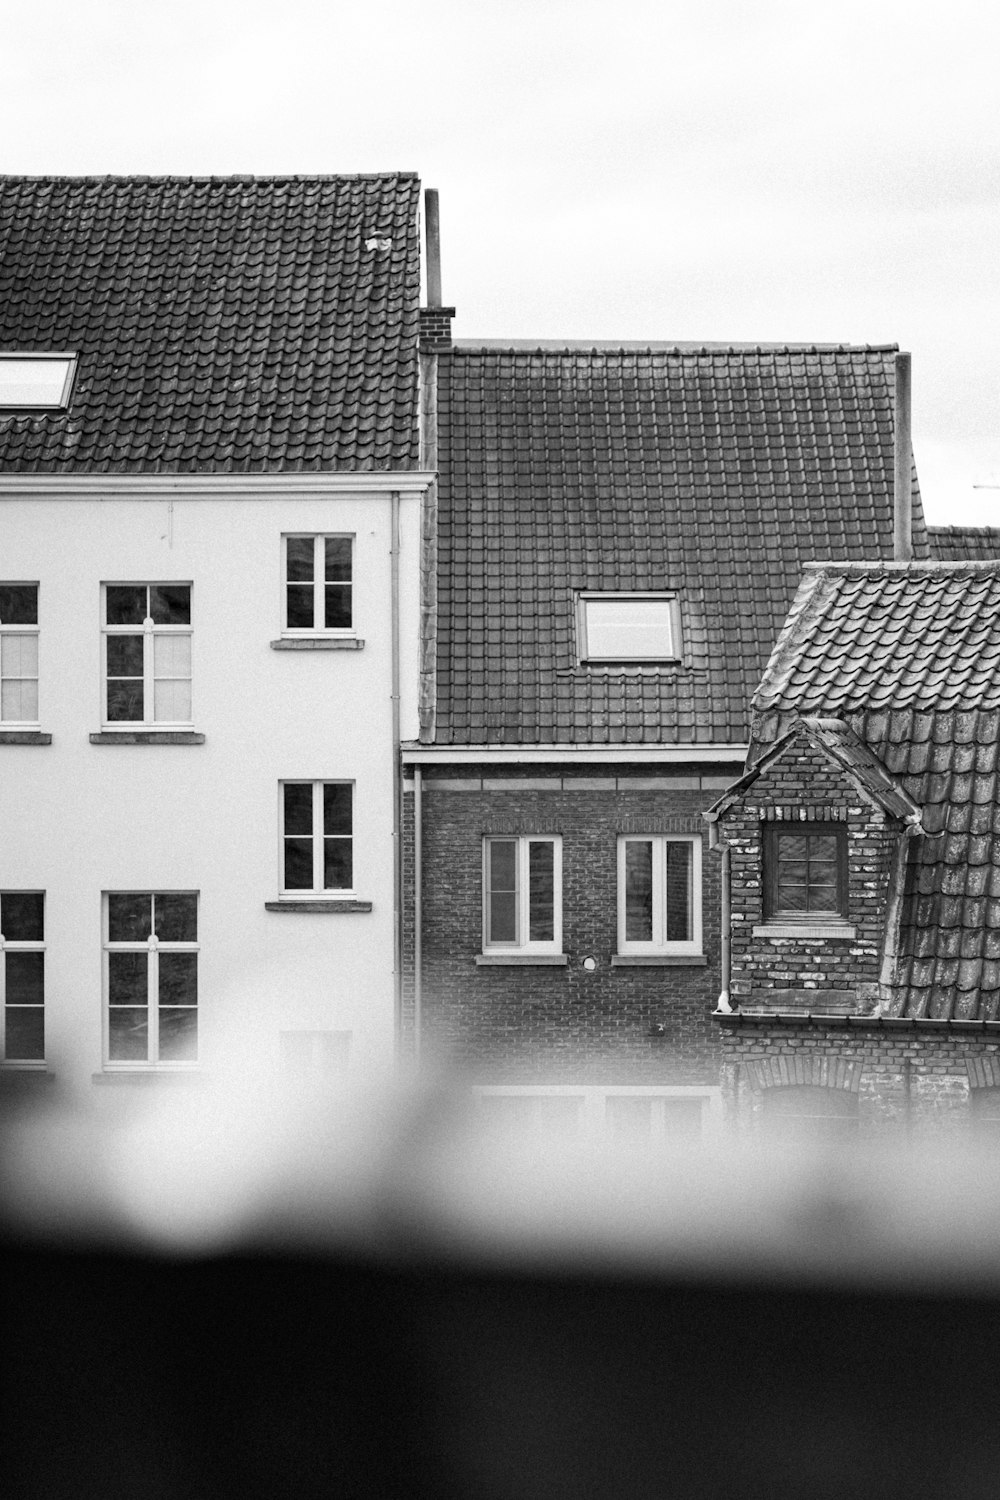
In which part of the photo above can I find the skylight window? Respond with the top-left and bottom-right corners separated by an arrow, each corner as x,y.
0,354 -> 76,409
577,592 -> 681,663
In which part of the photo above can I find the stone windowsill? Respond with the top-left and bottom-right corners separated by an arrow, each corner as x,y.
90,731 -> 206,745
0,1066 -> 55,1080
476,953 -> 568,966
611,954 -> 708,967
270,637 -> 365,651
264,899 -> 373,913
0,730 -> 52,745
752,922 -> 856,940
92,1070 -> 204,1084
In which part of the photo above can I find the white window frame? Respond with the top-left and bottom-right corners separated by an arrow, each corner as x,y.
473,1086 -> 723,1143
617,834 -> 702,956
0,352 -> 77,409
101,583 -> 193,729
0,582 -> 40,727
0,891 -> 45,1068
278,780 -> 355,897
280,534 -> 355,638
576,591 -> 682,663
482,835 -> 563,954
102,891 -> 199,1070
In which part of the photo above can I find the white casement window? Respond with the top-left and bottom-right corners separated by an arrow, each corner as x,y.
483,835 -> 562,953
0,584 -> 39,725
102,584 -> 192,727
282,535 -> 353,635
1,892 -> 45,1065
617,835 -> 702,955
103,892 -> 198,1066
280,781 -> 353,894
0,352 -> 76,410
577,592 -> 681,663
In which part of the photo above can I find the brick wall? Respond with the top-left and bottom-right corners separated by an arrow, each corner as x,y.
401,764 -> 742,1084
719,1016 -> 1000,1138
418,307 -> 455,352
719,740 -> 900,1006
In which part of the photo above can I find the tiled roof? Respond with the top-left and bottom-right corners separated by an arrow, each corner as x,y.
0,175 -> 421,471
434,345 -> 928,745
930,525 -> 1000,562
751,562 -> 1000,1020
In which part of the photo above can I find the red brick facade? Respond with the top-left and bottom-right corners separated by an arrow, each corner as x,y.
402,764 -> 742,1085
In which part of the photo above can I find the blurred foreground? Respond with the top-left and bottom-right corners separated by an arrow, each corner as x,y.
5,1072 -> 1000,1498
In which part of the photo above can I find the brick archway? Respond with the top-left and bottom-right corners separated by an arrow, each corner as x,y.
744,1056 -> 863,1093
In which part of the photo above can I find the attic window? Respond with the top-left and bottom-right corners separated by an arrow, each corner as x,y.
764,823 -> 848,923
0,354 -> 76,410
577,592 -> 681,663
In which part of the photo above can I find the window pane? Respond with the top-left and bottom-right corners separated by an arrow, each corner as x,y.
625,841 -> 653,942
584,598 -> 675,659
1,633 -> 38,677
109,1008 -> 149,1061
5,1005 -> 44,1061
149,585 -> 190,625
489,840 -> 516,892
2,680 -> 37,721
286,537 -> 315,583
6,952 -> 44,1004
324,538 -> 352,580
0,585 -> 38,625
154,680 -> 192,721
159,1009 -> 198,1062
809,835 -> 838,865
324,584 -> 352,629
489,893 -> 517,944
284,839 -> 313,890
323,839 -> 353,890
107,635 -> 144,675
488,840 -> 518,944
809,884 -> 840,912
2,892 -> 43,941
0,357 -> 72,407
286,585 -> 315,629
154,894 -> 197,942
159,952 -> 197,1006
528,841 -> 555,943
323,784 -> 352,836
607,1096 -> 653,1141
106,681 -> 144,721
106,586 -> 147,625
665,841 -> 693,942
780,836 -> 808,864
153,633 -> 191,677
283,784 -> 313,836
108,951 -> 148,1005
108,894 -> 152,943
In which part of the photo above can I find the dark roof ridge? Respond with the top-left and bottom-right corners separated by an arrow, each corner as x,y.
452,340 -> 899,354
0,171 -> 419,184
802,559 -> 1000,575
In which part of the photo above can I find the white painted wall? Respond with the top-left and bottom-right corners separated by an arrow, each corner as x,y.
0,483 -> 425,1100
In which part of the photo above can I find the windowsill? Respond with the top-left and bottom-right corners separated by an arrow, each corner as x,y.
0,1065 -> 55,1079
92,1069 -> 204,1084
264,899 -> 373,913
611,954 -> 708,967
476,953 -> 568,966
0,730 -> 51,744
753,922 -> 857,940
90,731 -> 206,745
270,637 -> 365,651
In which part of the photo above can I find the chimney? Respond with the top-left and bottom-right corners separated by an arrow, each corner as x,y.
419,188 -> 454,352
893,352 -> 913,562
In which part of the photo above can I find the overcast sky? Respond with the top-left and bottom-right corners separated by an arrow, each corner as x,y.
4,0 -> 999,523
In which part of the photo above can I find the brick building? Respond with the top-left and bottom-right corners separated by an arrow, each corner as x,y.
707,559 -> 1000,1139
402,338 -> 932,1140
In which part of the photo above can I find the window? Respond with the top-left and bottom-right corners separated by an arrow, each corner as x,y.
280,782 -> 353,894
761,1085 -> 859,1143
0,584 -> 39,725
764,823 -> 848,922
483,836 -> 562,953
1,892 -> 44,1064
0,353 -> 76,409
102,584 -> 192,726
282,535 -> 353,634
577,592 -> 681,662
103,892 -> 198,1065
618,835 -> 702,954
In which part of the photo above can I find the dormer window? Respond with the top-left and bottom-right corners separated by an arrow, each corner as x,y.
764,823 -> 848,923
577,592 -> 681,663
0,354 -> 77,410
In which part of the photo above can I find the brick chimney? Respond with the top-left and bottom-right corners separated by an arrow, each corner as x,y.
420,188 -> 454,351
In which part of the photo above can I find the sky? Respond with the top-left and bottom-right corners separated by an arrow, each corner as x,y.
3,0 -> 999,524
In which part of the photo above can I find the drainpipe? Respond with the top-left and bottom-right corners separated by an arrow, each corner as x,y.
413,764 -> 423,1061
894,352 -> 913,562
391,490 -> 402,1046
708,820 -> 732,1013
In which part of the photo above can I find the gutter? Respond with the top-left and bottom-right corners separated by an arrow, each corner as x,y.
391,489 -> 402,1046
402,744 -> 748,765
708,821 -> 732,1014
413,765 -> 423,1061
